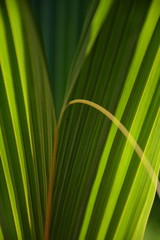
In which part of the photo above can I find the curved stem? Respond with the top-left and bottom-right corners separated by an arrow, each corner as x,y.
45,98 -> 160,239
68,99 -> 160,196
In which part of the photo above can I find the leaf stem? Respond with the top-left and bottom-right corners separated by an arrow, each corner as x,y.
45,126 -> 59,240
45,98 -> 160,239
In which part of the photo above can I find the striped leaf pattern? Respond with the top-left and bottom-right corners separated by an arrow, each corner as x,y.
0,0 -> 160,239
0,1 -> 55,239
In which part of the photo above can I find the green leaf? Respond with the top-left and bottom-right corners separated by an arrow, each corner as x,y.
86,0 -> 114,55
0,0 -> 160,239
0,0 -> 55,238
144,195 -> 160,239
51,0 -> 160,239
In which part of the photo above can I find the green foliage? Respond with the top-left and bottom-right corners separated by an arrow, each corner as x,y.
0,0 -> 160,239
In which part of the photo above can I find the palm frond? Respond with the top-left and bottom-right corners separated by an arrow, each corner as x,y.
0,0 -> 160,239
51,0 -> 160,238
0,1 -> 55,238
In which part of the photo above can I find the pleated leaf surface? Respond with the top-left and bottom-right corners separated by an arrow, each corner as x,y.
0,1 -> 55,239
0,0 -> 160,239
51,0 -> 160,239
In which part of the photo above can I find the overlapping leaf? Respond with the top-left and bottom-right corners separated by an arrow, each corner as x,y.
51,0 -> 160,239
0,1 -> 55,239
0,0 -> 160,239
